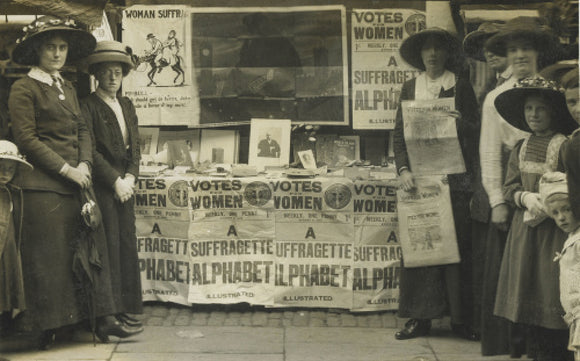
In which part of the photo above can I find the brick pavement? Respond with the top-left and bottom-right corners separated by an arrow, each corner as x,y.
138,301 -> 452,330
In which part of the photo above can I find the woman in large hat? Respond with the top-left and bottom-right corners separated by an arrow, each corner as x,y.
393,27 -> 480,341
494,77 -> 576,361
7,15 -> 117,349
80,40 -> 144,342
478,17 -> 560,357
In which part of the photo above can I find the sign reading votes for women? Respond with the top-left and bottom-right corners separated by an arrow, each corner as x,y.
351,9 -> 425,129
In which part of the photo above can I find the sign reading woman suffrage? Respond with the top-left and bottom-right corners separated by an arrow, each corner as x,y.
122,5 -> 200,126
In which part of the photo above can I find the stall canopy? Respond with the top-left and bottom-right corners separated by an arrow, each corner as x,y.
0,0 -> 109,27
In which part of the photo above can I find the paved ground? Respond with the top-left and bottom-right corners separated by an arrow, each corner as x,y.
0,302 -> 533,361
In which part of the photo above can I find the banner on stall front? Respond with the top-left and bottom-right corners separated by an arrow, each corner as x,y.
351,9 -> 425,129
351,179 -> 401,311
138,233 -> 191,305
135,175 -> 404,310
122,5 -> 200,126
396,176 -> 460,268
187,238 -> 276,305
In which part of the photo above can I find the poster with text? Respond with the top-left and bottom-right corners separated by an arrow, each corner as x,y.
187,177 -> 275,239
351,9 -> 425,129
122,5 -> 200,126
187,238 -> 276,305
191,6 -> 348,126
351,180 -> 401,311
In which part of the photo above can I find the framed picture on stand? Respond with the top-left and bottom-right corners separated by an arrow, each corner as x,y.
248,118 -> 291,171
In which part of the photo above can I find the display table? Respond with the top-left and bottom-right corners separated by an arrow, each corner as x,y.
135,173 -> 401,311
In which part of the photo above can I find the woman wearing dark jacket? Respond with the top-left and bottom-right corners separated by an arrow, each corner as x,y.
80,41 -> 143,337
393,27 -> 480,340
7,16 -> 120,348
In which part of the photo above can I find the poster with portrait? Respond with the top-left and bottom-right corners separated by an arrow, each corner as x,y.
351,9 -> 425,129
248,118 -> 291,170
122,5 -> 200,126
191,6 -> 348,126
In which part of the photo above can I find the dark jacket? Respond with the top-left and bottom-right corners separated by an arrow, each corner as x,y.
8,77 -> 92,193
80,93 -> 140,188
393,76 -> 480,192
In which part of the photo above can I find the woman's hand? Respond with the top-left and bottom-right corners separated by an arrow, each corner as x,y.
62,164 -> 91,189
114,177 -> 134,203
447,110 -> 462,120
521,192 -> 545,217
399,169 -> 416,192
77,162 -> 91,180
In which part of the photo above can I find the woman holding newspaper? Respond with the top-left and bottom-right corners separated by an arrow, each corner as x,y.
393,27 -> 480,341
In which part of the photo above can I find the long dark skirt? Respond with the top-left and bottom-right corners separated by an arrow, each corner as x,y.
477,222 -> 511,355
398,191 -> 472,324
94,185 -> 143,315
16,191 -> 115,331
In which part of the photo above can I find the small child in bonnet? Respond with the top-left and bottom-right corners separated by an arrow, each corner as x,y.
0,140 -> 32,336
540,171 -> 580,360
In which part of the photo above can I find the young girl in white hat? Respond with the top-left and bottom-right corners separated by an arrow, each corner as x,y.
0,140 -> 32,337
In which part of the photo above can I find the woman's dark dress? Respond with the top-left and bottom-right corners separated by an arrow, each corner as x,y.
81,93 -> 142,315
393,76 -> 480,324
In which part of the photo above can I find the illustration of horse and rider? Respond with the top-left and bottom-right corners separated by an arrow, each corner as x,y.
136,30 -> 185,86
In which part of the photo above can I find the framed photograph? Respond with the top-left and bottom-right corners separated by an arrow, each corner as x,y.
167,140 -> 194,168
199,129 -> 240,164
138,127 -> 160,156
248,118 -> 291,170
298,149 -> 317,169
153,129 -> 200,165
191,6 -> 348,126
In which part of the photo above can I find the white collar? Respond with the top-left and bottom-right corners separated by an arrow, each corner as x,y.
497,66 -> 512,80
28,67 -> 63,87
415,70 -> 456,100
95,88 -> 118,103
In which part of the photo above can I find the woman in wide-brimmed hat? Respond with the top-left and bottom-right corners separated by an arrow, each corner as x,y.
477,17 -> 560,357
79,40 -> 143,343
494,77 -> 576,361
393,27 -> 480,341
7,15 -> 117,349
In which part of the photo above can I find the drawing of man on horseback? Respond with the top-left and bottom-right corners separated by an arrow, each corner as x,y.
136,31 -> 185,86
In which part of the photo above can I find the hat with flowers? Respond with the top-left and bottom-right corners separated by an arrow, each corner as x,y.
12,15 -> 96,66
494,77 -> 577,135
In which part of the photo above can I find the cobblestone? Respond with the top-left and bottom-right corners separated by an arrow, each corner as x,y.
138,302 -> 415,329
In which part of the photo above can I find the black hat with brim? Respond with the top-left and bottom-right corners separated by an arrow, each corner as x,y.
463,22 -> 505,62
539,60 -> 579,86
485,16 -> 558,59
12,15 -> 96,66
495,77 -> 577,135
399,27 -> 462,72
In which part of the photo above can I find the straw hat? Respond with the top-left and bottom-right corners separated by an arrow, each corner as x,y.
399,27 -> 462,72
485,16 -> 558,57
12,15 -> 96,66
463,22 -> 506,62
82,40 -> 135,76
494,77 -> 577,135
0,140 -> 32,170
